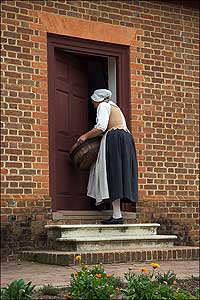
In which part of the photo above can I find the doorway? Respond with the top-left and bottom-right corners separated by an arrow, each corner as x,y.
87,55 -> 108,128
48,34 -> 130,211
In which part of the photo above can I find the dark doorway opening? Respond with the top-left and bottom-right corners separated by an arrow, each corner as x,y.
87,56 -> 108,128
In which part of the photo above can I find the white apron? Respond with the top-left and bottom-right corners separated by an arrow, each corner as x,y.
87,132 -> 109,204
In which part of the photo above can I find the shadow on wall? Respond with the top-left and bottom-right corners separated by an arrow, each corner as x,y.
136,200 -> 199,246
155,217 -> 192,246
1,216 -> 48,259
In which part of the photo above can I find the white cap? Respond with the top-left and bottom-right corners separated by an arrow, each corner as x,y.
91,89 -> 112,102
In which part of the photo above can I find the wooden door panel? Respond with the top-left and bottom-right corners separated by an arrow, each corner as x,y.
56,195 -> 89,210
55,61 -> 69,85
71,95 -> 87,136
56,153 -> 70,193
55,91 -> 70,135
56,134 -> 69,152
52,50 -> 90,210
56,154 -> 87,194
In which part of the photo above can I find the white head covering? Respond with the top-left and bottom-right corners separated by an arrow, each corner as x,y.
91,89 -> 112,102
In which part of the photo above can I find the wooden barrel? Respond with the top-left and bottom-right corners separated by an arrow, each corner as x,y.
69,136 -> 101,170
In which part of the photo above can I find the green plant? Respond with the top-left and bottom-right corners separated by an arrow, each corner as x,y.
67,264 -> 121,300
40,284 -> 60,296
172,288 -> 197,300
122,270 -> 174,300
156,270 -> 177,285
121,264 -> 198,300
195,288 -> 200,299
0,278 -> 35,300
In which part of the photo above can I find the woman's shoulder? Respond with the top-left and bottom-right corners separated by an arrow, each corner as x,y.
99,101 -> 110,107
98,101 -> 111,111
110,101 -> 118,107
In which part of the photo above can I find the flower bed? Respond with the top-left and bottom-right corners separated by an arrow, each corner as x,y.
32,277 -> 200,300
1,256 -> 199,300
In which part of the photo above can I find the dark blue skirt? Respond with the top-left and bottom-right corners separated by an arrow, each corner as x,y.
106,129 -> 138,202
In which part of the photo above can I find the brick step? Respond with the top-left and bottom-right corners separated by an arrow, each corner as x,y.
49,210 -> 136,225
20,246 -> 199,266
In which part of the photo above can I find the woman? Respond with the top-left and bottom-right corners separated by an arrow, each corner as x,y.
77,89 -> 138,224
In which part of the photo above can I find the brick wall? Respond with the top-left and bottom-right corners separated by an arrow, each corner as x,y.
136,198 -> 199,245
1,0 -> 199,258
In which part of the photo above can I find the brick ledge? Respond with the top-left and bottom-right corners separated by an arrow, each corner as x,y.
20,246 -> 199,266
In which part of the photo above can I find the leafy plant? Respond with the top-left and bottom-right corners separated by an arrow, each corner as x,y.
122,271 -> 174,300
172,288 -> 197,300
195,288 -> 200,299
0,278 -> 35,300
67,264 -> 121,300
121,264 -> 198,300
156,270 -> 177,285
40,284 -> 59,296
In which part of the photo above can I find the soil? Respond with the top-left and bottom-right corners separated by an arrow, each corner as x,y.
32,277 -> 200,300
32,287 -> 67,300
177,277 -> 199,296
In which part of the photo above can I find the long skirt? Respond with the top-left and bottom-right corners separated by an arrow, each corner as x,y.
87,129 -> 138,204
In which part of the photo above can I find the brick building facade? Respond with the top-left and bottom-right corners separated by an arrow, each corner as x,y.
1,0 -> 199,259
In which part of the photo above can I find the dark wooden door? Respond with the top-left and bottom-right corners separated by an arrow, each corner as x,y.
51,50 -> 89,210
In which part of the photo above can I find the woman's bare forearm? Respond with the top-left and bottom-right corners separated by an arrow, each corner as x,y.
84,128 -> 103,139
77,128 -> 103,144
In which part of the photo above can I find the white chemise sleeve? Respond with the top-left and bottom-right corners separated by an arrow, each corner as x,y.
94,102 -> 111,132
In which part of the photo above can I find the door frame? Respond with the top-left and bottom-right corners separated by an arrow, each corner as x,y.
47,34 -> 130,211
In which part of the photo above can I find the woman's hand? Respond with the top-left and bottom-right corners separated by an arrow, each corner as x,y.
77,134 -> 87,145
77,128 -> 103,145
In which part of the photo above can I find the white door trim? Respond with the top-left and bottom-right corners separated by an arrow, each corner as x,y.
108,57 -> 117,103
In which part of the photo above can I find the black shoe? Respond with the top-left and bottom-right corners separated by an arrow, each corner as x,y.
101,217 -> 124,225
95,202 -> 104,211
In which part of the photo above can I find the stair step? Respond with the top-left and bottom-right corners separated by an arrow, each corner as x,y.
57,235 -> 177,242
51,210 -> 136,222
45,223 -> 177,251
52,234 -> 177,251
45,223 -> 160,239
20,246 -> 199,266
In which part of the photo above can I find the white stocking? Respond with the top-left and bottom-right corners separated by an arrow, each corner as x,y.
112,199 -> 122,219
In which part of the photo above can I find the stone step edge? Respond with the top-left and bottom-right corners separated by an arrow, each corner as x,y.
56,235 -> 177,242
20,247 -> 199,266
45,223 -> 160,229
